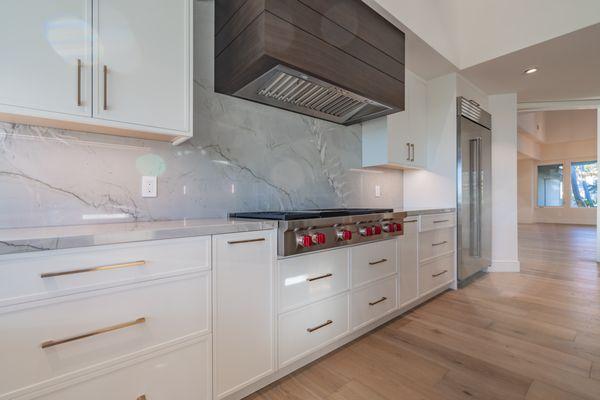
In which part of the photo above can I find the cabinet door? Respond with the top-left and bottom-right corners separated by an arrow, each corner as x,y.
94,0 -> 190,131
398,217 -> 419,307
409,73 -> 428,169
213,230 -> 275,399
0,0 -> 92,116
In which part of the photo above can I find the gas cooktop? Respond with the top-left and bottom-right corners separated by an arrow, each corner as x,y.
229,208 -> 394,221
230,208 -> 406,257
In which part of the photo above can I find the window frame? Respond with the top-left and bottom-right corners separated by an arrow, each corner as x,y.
535,161 -> 565,208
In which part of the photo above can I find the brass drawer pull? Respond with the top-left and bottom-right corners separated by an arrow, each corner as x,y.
76,58 -> 82,107
432,270 -> 448,278
404,220 -> 417,224
307,273 -> 333,282
307,319 -> 333,333
432,241 -> 448,247
41,317 -> 146,349
227,238 -> 266,245
433,219 -> 450,224
369,296 -> 387,306
369,258 -> 388,266
40,260 -> 146,279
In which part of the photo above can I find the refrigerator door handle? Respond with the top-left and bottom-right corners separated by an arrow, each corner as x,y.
469,138 -> 482,258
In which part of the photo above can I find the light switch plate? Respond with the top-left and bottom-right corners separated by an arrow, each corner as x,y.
142,176 -> 157,198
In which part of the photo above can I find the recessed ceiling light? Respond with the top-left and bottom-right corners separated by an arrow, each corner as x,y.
524,67 -> 538,75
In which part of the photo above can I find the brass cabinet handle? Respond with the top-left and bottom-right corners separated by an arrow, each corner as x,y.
307,319 -> 333,333
406,142 -> 411,161
432,270 -> 448,278
41,317 -> 146,349
76,59 -> 82,107
404,220 -> 417,224
369,296 -> 387,306
410,143 -> 415,162
227,238 -> 266,245
103,65 -> 108,110
40,260 -> 146,279
307,273 -> 333,282
433,219 -> 450,224
369,258 -> 388,266
432,241 -> 448,247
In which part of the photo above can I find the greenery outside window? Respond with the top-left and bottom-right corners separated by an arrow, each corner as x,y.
570,160 -> 597,208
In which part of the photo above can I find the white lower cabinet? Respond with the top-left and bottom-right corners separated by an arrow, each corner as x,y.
419,254 -> 455,296
351,276 -> 397,330
351,239 -> 397,288
213,231 -> 275,400
33,337 -> 211,400
278,293 -> 349,367
398,218 -> 419,307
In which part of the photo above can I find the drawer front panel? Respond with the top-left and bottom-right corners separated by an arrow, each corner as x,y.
278,248 -> 349,313
0,273 -> 210,395
420,213 -> 455,232
419,228 -> 455,262
278,293 -> 349,367
0,236 -> 211,305
419,254 -> 454,295
351,239 -> 396,288
27,338 -> 211,400
351,276 -> 397,330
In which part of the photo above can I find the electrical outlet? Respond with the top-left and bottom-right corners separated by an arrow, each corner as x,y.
142,176 -> 157,198
375,185 -> 382,198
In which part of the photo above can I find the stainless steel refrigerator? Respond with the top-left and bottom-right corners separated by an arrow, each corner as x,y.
457,97 -> 492,286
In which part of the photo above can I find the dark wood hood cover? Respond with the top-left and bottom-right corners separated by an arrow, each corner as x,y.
215,0 -> 405,125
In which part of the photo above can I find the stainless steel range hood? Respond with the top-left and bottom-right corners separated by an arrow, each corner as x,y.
215,0 -> 406,126
235,65 -> 394,125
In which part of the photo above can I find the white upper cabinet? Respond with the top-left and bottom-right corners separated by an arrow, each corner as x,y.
0,0 -> 192,144
0,0 -> 92,117
362,70 -> 428,169
94,0 -> 190,133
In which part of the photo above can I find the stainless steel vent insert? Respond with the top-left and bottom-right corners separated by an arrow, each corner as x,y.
234,65 -> 393,125
458,97 -> 492,130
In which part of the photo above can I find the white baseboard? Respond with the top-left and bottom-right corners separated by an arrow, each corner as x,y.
489,260 -> 520,272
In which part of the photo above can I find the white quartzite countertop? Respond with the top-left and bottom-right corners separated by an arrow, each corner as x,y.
0,219 -> 276,256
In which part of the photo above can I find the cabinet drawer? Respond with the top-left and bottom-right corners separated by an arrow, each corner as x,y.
419,228 -> 455,262
0,236 -> 210,305
0,273 -> 210,395
29,338 -> 211,400
351,276 -> 397,330
278,293 -> 349,367
420,213 -> 455,232
419,255 -> 454,296
351,239 -> 396,288
278,248 -> 349,313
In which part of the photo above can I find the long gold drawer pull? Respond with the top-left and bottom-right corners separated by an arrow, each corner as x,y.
40,260 -> 146,279
227,238 -> 266,245
369,258 -> 388,266
404,220 -> 417,224
433,219 -> 450,224
432,241 -> 448,247
41,317 -> 146,349
432,270 -> 448,278
103,65 -> 108,110
307,273 -> 333,282
369,296 -> 387,306
76,58 -> 82,107
307,319 -> 333,333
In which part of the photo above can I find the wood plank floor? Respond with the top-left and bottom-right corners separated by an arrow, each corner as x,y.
247,223 -> 600,400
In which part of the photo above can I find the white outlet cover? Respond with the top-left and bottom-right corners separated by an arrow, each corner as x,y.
142,176 -> 157,198
375,185 -> 382,198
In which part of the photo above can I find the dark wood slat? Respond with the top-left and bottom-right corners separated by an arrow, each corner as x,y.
263,12 -> 404,110
297,0 -> 405,64
265,0 -> 404,83
215,0 -> 265,57
215,0 -> 249,34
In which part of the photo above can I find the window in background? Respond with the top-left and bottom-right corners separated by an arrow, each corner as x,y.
537,164 -> 564,207
571,160 -> 598,208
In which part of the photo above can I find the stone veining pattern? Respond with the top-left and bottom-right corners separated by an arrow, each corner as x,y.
0,1 -> 402,229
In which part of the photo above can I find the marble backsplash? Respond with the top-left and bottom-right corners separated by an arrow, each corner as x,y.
0,1 -> 403,229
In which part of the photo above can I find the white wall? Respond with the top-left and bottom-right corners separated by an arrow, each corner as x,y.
489,94 -> 520,272
403,73 -> 457,209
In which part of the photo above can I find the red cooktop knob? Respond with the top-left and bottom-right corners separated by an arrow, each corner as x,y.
314,232 -> 327,245
374,225 -> 382,235
337,230 -> 352,241
383,223 -> 396,233
395,223 -> 403,233
359,226 -> 373,236
298,234 -> 313,247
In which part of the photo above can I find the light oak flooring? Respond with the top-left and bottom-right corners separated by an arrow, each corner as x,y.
247,223 -> 600,400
